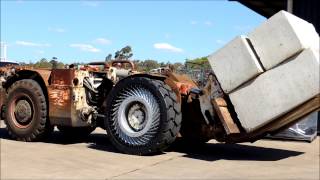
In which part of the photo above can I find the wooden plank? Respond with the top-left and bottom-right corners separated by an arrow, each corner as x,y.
212,98 -> 240,134
211,97 -> 227,107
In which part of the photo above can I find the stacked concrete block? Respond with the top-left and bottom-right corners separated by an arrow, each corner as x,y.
208,11 -> 320,133
229,49 -> 319,132
208,35 -> 264,93
248,10 -> 319,70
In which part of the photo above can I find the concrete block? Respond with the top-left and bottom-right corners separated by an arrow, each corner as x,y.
208,36 -> 264,93
229,48 -> 320,132
248,10 -> 319,70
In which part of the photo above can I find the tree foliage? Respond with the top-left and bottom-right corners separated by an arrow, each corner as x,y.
33,58 -> 52,68
138,60 -> 159,71
105,54 -> 112,62
185,56 -> 210,70
50,57 -> 58,69
114,45 -> 133,60
31,57 -> 64,69
18,46 -> 211,76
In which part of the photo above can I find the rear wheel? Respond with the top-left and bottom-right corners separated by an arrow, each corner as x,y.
4,79 -> 52,141
105,77 -> 181,155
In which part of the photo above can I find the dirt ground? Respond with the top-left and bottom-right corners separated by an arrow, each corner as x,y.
0,120 -> 319,180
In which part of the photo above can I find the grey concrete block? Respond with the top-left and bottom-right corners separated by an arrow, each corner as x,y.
248,10 -> 319,70
229,48 -> 320,132
208,36 -> 264,93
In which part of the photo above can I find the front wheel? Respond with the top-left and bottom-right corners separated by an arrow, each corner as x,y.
4,79 -> 52,141
105,77 -> 182,155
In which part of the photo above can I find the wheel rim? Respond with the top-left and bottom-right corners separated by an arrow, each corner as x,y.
10,95 -> 34,128
110,85 -> 160,146
126,101 -> 147,132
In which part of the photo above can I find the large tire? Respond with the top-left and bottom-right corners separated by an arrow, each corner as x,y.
105,77 -> 181,155
4,79 -> 52,141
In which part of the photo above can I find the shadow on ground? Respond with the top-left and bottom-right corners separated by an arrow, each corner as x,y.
0,127 -> 304,162
0,126 -> 118,153
167,138 -> 304,161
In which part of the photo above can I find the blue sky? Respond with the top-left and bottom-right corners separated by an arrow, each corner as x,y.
1,0 -> 265,63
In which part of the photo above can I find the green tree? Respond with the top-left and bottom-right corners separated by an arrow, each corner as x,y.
173,62 -> 184,70
159,62 -> 166,67
114,45 -> 133,60
56,62 -> 65,69
34,58 -> 52,68
32,57 -> 64,69
50,57 -> 58,69
141,60 -> 159,71
185,56 -> 210,70
105,54 -> 112,62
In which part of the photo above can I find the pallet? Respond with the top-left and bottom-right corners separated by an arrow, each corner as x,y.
211,95 -> 320,140
211,97 -> 240,134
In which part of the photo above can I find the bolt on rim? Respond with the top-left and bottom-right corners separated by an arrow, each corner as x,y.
11,96 -> 34,128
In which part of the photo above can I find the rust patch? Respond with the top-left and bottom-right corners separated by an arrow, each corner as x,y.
50,69 -> 75,85
47,69 -> 75,125
49,85 -> 70,106
47,70 -> 91,127
164,72 -> 198,103
48,85 -> 72,125
0,87 -> 6,113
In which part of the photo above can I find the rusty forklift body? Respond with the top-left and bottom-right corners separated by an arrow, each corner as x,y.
0,61 -> 202,154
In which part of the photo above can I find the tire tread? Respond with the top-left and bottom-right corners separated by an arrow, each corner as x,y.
105,78 -> 182,155
4,79 -> 51,141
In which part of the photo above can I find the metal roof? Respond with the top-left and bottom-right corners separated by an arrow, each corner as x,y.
233,0 -> 319,33
232,0 -> 287,18
234,0 -> 286,18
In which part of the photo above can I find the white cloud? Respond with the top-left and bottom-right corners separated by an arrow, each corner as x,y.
204,21 -> 213,26
94,38 -> 112,45
48,27 -> 66,33
16,41 -> 51,47
154,43 -> 183,53
70,43 -> 101,53
190,20 -> 197,25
